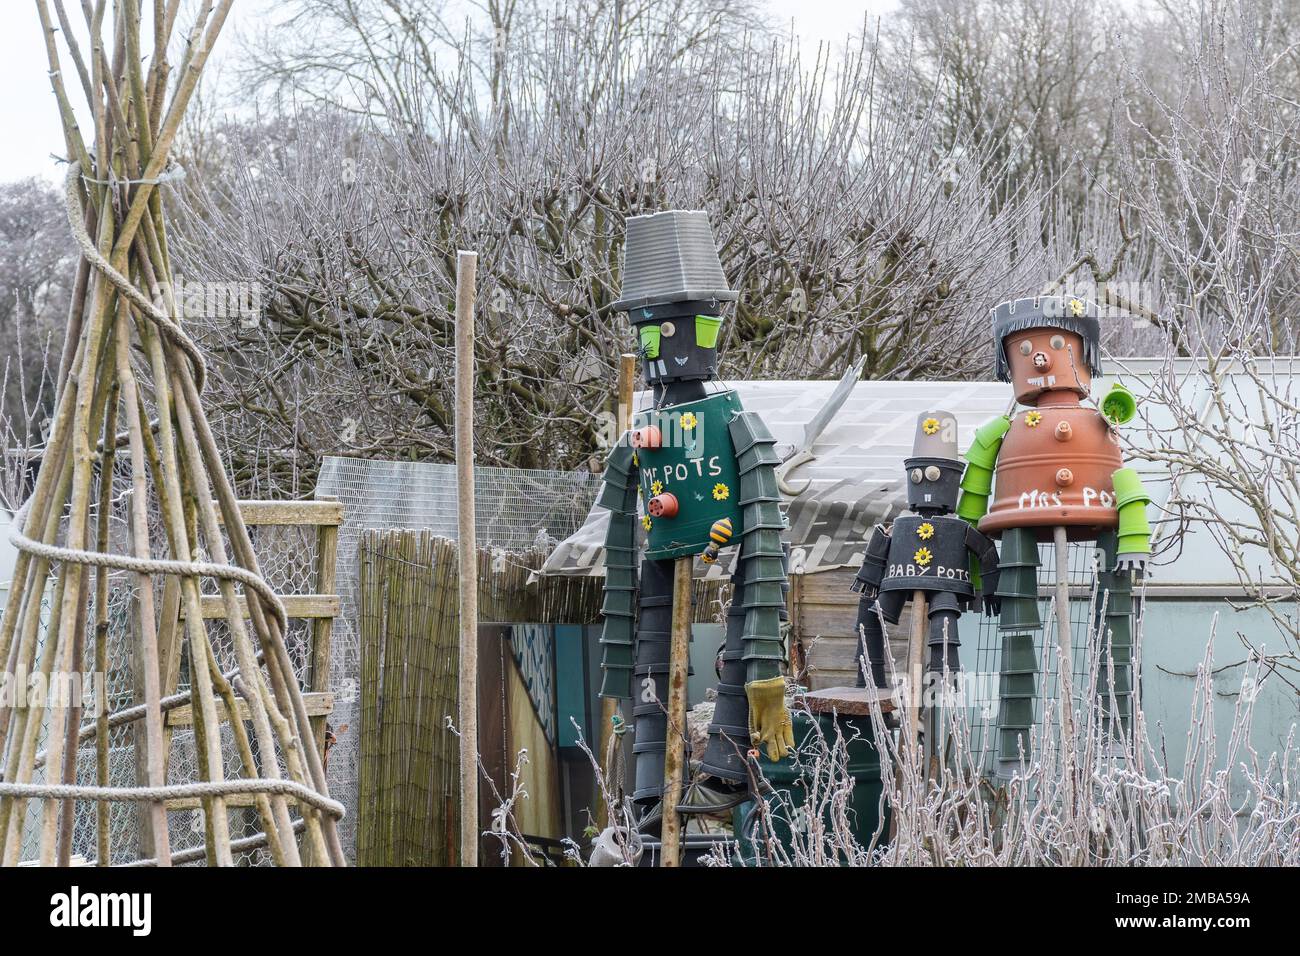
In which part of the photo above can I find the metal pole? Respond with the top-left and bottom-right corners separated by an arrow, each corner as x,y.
659,555 -> 693,866
455,250 -> 479,867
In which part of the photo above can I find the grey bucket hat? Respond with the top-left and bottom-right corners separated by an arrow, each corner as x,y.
908,410 -> 959,461
610,210 -> 738,314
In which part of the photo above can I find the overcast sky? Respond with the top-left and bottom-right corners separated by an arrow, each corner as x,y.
0,0 -> 900,184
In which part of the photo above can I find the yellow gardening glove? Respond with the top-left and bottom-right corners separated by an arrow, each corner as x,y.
745,677 -> 795,762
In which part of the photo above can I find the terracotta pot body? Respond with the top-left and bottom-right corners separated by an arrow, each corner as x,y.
978,404 -> 1122,541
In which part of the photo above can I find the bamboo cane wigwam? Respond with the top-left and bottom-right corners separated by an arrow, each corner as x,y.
0,1 -> 344,866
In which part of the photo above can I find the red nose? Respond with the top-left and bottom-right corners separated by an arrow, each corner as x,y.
647,493 -> 678,518
1032,351 -> 1052,371
631,426 -> 662,449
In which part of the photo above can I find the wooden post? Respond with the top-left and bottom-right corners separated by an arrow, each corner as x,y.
455,250 -> 480,867
906,590 -> 927,760
597,353 -> 637,828
659,556 -> 693,867
303,497 -> 340,866
1052,527 -> 1075,777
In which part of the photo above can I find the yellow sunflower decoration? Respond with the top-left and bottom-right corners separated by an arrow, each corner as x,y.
650,479 -> 664,496
1025,410 -> 1043,428
641,515 -> 652,531
922,417 -> 940,436
917,522 -> 935,540
679,412 -> 698,430
914,547 -> 933,567
712,482 -> 730,501
1069,297 -> 1085,317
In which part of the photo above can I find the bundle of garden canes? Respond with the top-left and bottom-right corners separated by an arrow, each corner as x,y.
0,1 -> 344,867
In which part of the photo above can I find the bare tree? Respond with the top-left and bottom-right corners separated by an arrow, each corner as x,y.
169,23 -> 1043,495
881,0 -> 1135,220
1116,0 -> 1300,681
0,179 -> 72,450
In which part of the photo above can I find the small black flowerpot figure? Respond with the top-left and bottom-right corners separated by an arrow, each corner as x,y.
594,210 -> 793,831
851,412 -> 1001,717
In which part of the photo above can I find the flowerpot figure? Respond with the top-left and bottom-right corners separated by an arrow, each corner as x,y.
957,296 -> 1153,776
595,210 -> 793,832
851,412 -> 1001,719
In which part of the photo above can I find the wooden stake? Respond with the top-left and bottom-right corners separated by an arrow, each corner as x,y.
659,556 -> 693,867
1052,527 -> 1076,778
455,250 -> 480,867
597,353 -> 637,828
906,590 -> 927,759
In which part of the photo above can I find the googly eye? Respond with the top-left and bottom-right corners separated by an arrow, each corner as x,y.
1050,334 -> 1066,350
660,322 -> 676,337
924,465 -> 941,481
1019,340 -> 1033,356
910,468 -> 923,484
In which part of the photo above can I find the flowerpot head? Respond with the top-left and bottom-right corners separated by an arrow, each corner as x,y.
611,210 -> 737,386
992,296 -> 1103,404
904,410 -> 962,515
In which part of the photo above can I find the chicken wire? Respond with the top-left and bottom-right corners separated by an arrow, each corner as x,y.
314,456 -> 602,862
15,469 -> 326,865
971,538 -> 1138,773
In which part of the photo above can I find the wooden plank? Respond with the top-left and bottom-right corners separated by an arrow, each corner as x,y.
218,500 -> 344,527
660,556 -> 693,868
800,685 -> 896,715
803,666 -> 859,691
303,510 -> 340,868
182,594 -> 340,620
793,568 -> 862,602
166,692 -> 334,727
309,514 -> 340,750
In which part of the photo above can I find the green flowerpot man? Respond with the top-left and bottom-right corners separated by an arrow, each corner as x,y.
595,210 -> 793,827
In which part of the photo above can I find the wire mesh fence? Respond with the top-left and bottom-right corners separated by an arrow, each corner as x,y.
315,456 -> 602,861
972,538 -> 1135,773
12,466 -> 335,865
